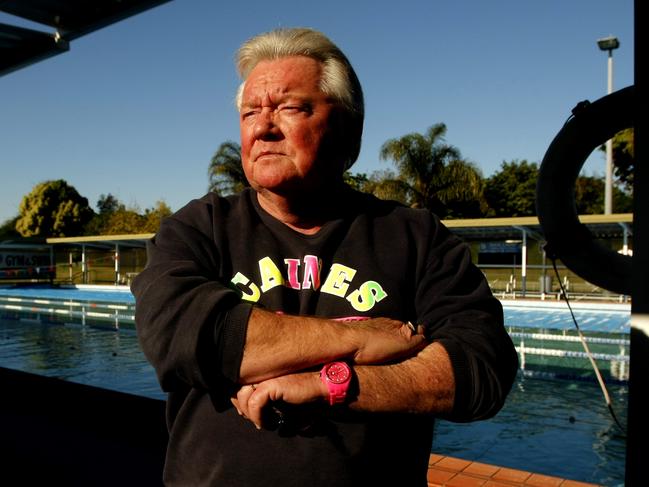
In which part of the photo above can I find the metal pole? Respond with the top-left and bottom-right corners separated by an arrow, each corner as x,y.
521,230 -> 527,297
114,244 -> 120,285
49,245 -> 54,282
604,49 -> 614,214
620,223 -> 630,255
81,244 -> 87,284
620,223 -> 631,303
541,247 -> 547,299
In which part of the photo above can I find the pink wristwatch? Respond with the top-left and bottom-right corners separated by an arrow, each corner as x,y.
320,362 -> 352,405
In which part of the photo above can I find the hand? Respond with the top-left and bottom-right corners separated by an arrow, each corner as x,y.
231,373 -> 326,430
348,318 -> 427,365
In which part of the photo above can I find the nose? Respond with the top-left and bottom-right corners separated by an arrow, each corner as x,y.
253,108 -> 282,141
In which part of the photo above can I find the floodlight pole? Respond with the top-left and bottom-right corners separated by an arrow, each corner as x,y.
597,36 -> 620,214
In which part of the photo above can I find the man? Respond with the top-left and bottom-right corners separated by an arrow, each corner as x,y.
132,27 -> 518,486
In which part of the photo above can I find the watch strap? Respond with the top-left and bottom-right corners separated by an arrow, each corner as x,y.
320,361 -> 352,406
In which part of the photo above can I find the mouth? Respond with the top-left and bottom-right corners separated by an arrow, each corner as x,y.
255,151 -> 284,161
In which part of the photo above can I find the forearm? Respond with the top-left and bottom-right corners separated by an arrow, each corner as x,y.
349,342 -> 455,415
238,308 -> 358,383
233,341 -> 454,428
238,308 -> 426,384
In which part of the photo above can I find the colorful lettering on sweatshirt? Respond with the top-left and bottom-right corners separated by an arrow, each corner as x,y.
230,255 -> 387,312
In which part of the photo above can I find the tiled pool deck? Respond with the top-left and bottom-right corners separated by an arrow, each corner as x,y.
427,454 -> 600,487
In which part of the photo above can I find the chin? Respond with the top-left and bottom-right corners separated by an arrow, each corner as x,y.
258,178 -> 317,197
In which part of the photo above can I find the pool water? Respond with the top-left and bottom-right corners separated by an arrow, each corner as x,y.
433,375 -> 627,485
0,313 -> 163,399
503,302 -> 630,334
0,286 -> 631,485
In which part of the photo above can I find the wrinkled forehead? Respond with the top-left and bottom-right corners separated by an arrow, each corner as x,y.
238,56 -> 327,106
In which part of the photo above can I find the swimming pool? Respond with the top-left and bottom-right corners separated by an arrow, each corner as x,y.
0,311 -> 162,399
0,286 -> 632,330
502,299 -> 630,334
0,285 -> 136,304
0,286 -> 631,383
0,285 -> 136,329
0,285 -> 630,484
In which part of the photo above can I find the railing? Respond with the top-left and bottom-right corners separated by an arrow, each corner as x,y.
509,329 -> 629,382
481,263 -> 630,302
0,265 -> 55,281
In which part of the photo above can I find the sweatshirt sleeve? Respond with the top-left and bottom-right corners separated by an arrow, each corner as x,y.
415,215 -> 518,422
131,197 -> 250,399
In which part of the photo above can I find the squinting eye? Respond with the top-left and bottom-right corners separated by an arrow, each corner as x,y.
241,108 -> 260,118
241,108 -> 260,119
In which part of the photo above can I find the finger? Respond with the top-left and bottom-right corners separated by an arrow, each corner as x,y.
247,386 -> 270,430
405,321 -> 429,339
400,321 -> 418,338
230,397 -> 243,416
236,384 -> 257,419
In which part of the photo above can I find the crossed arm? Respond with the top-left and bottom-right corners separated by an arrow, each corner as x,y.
133,203 -> 517,430
231,307 -> 456,429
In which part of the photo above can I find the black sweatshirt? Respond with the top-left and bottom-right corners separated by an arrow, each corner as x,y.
132,187 -> 518,486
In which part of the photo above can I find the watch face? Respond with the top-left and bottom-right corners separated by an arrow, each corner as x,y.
325,362 -> 350,384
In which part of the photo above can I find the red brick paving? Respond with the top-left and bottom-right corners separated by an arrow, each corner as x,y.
427,454 -> 602,487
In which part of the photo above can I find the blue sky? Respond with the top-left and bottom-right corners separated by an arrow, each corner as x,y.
0,0 -> 634,225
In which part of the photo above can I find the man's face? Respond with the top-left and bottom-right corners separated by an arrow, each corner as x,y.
239,56 -> 344,195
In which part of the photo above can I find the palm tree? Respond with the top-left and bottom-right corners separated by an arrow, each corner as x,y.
379,123 -> 485,217
349,170 -> 411,205
208,141 -> 249,195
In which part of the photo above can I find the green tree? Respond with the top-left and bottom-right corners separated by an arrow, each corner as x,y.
97,193 -> 121,214
343,171 -> 369,192
208,141 -> 249,195
84,193 -> 123,235
596,128 -> 634,192
574,175 -> 633,214
0,216 -> 20,241
611,128 -> 634,190
574,175 -> 603,214
16,180 -> 94,238
101,207 -> 146,235
142,200 -> 173,233
85,196 -> 173,236
613,186 -> 633,213
359,170 -> 411,205
379,123 -> 485,217
484,160 -> 538,217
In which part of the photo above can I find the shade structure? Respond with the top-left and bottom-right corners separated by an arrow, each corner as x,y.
0,0 -> 170,76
